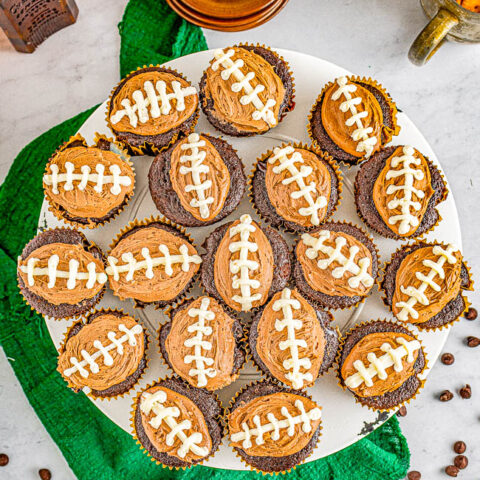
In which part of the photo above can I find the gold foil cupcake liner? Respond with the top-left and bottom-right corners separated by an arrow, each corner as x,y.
43,133 -> 135,230
130,375 -> 223,469
248,141 -> 343,234
335,318 -> 428,413
307,75 -> 400,167
106,65 -> 200,156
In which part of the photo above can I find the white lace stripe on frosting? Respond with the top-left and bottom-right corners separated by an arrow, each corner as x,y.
63,323 -> 143,378
231,399 -> 321,449
331,76 -> 378,158
395,244 -> 459,321
273,288 -> 313,389
268,146 -> 328,226
211,48 -> 277,127
106,244 -> 201,282
344,337 -> 421,389
301,230 -> 374,289
110,80 -> 197,128
179,133 -> 215,219
140,389 -> 209,459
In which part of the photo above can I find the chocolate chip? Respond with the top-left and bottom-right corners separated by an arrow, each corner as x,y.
453,441 -> 466,454
38,469 -> 51,480
445,465 -> 459,477
466,336 -> 480,347
454,455 -> 468,469
459,384 -> 472,399
396,406 -> 407,417
439,390 -> 454,401
464,307 -> 477,320
441,353 -> 455,365
407,471 -> 421,480
0,454 -> 9,466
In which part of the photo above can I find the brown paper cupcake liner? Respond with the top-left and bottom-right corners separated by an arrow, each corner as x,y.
335,318 -> 428,413
44,133 -> 135,230
106,65 -> 200,156
307,75 -> 400,167
130,375 -> 223,469
248,142 -> 343,234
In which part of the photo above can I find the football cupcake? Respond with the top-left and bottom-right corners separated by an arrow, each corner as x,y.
355,145 -> 447,239
308,75 -> 400,166
201,214 -> 291,313
133,377 -> 222,468
249,288 -> 339,389
17,228 -> 107,319
57,309 -> 147,397
107,66 -> 199,154
149,133 -> 246,227
337,320 -> 426,411
227,381 -> 322,473
199,45 -> 295,136
381,242 -> 472,330
43,134 -> 135,229
293,222 -> 379,309
160,296 -> 245,391
250,143 -> 342,233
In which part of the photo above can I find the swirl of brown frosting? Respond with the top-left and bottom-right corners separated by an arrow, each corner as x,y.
228,392 -> 321,457
341,332 -> 419,398
140,385 -> 212,462
110,71 -> 198,136
169,135 -> 230,222
44,146 -> 135,218
17,243 -> 105,305
392,246 -> 462,324
165,296 -> 238,391
204,47 -> 285,133
57,313 -> 144,391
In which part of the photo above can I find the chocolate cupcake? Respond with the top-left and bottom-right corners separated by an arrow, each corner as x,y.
227,381 -> 322,473
43,134 -> 135,229
199,45 -> 295,136
133,376 -> 222,468
293,222 -> 379,309
160,296 -> 245,391
107,66 -> 199,154
308,76 -> 400,166
250,143 -> 342,233
355,145 -> 448,239
149,133 -> 246,227
249,288 -> 339,389
201,214 -> 291,313
381,242 -> 473,330
57,309 -> 147,398
106,218 -> 202,308
17,228 -> 107,319
337,320 -> 426,411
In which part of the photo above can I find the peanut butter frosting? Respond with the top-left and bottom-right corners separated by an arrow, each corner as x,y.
255,289 -> 325,389
18,243 -> 106,305
44,146 -> 135,219
107,226 -> 201,303
165,296 -> 238,391
265,147 -> 332,227
169,134 -> 230,222
341,332 -> 419,398
229,392 -> 321,457
57,313 -> 144,392
140,385 -> 212,463
110,71 -> 198,136
204,47 -> 285,133
373,146 -> 434,237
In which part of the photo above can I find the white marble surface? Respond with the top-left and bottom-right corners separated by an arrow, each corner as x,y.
0,0 -> 479,478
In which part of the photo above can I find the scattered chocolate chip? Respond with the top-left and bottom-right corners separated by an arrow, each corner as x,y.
38,469 -> 51,480
407,471 -> 421,480
439,390 -> 454,401
454,455 -> 468,469
445,465 -> 459,477
464,307 -> 477,320
453,441 -> 466,454
441,353 -> 455,365
466,336 -> 480,347
0,454 -> 8,466
459,384 -> 472,399
396,406 -> 407,417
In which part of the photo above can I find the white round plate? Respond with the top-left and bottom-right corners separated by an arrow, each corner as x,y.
39,48 -> 461,469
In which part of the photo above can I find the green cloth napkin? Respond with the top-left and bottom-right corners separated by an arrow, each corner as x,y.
0,1 -> 410,478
